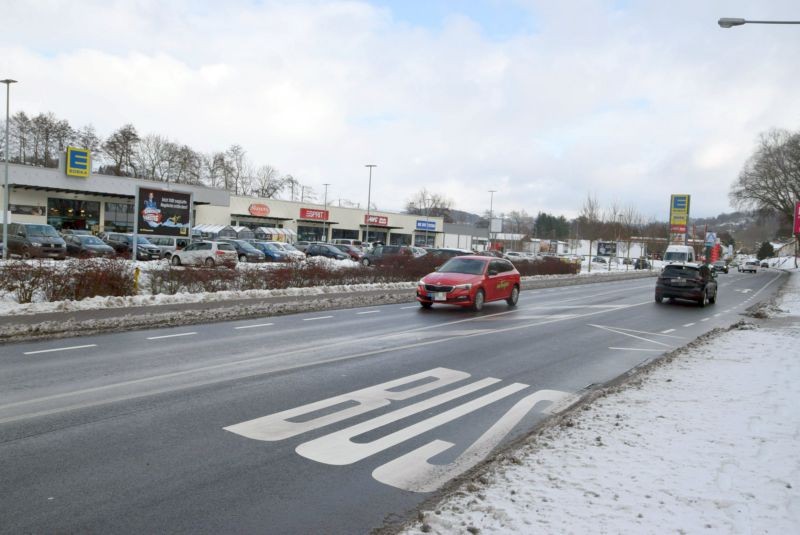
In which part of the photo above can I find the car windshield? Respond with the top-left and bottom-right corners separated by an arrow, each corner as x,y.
662,265 -> 699,277
25,225 -> 60,238
134,236 -> 153,245
438,258 -> 486,275
262,243 -> 279,252
663,252 -> 689,262
80,236 -> 104,245
281,244 -> 299,251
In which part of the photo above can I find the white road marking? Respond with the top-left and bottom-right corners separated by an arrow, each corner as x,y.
234,323 -> 274,330
356,310 -> 380,315
146,332 -> 197,340
661,328 -> 676,334
701,318 -> 710,322
400,305 -> 419,309
682,322 -> 695,327
588,324 -> 673,347
24,344 -> 97,355
608,347 -> 663,352
714,313 -> 721,317
303,315 -> 333,321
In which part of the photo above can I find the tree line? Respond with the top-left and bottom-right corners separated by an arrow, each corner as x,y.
0,111 -> 323,202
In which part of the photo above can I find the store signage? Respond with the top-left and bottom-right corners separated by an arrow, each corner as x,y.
597,241 -> 617,256
66,146 -> 91,177
136,186 -> 192,237
669,194 -> 690,234
794,201 -> 800,235
300,208 -> 329,221
365,214 -> 388,226
416,220 -> 436,231
249,203 -> 270,217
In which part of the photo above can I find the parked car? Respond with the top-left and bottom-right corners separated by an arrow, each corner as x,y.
217,239 -> 266,263
740,260 -> 759,273
101,232 -> 161,260
417,256 -> 520,311
503,251 -> 530,262
60,229 -> 93,237
293,241 -> 316,252
331,238 -> 363,248
273,242 -> 306,261
655,263 -> 717,307
332,243 -> 365,262
424,248 -> 475,263
760,261 -> 769,268
170,241 -> 238,266
252,241 -> 291,262
64,234 -> 115,258
147,236 -> 192,260
5,223 -> 67,259
305,243 -> 350,260
591,256 -> 608,264
711,261 -> 728,274
633,257 -> 650,270
362,245 -> 418,266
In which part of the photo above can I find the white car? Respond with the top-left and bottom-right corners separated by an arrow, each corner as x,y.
170,241 -> 238,266
740,260 -> 759,273
272,242 -> 306,261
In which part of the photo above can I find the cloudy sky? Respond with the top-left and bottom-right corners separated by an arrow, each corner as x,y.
2,0 -> 799,220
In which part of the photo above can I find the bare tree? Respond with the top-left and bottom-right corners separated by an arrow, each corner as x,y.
578,193 -> 604,272
253,165 -> 285,198
102,124 -> 140,176
405,188 -> 453,221
730,129 -> 800,226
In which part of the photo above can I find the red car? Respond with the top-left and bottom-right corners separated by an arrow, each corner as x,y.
416,256 -> 521,311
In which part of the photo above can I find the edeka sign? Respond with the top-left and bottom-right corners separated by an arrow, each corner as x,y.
416,220 -> 436,231
669,194 -> 690,233
136,187 -> 192,237
365,214 -> 389,226
794,201 -> 800,235
65,147 -> 91,177
299,208 -> 329,221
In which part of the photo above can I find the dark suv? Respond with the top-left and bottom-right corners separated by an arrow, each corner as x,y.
101,232 -> 161,260
361,245 -> 415,266
217,239 -> 266,263
655,263 -> 717,307
305,243 -> 349,260
5,223 -> 66,259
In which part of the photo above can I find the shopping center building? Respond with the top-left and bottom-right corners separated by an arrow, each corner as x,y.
1,159 -> 443,247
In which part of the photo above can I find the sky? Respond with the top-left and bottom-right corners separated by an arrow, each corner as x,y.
2,0 -> 800,220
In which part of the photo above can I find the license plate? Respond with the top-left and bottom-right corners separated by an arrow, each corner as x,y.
672,278 -> 685,286
429,292 -> 447,301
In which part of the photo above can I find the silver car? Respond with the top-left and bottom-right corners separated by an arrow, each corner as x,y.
170,241 -> 238,267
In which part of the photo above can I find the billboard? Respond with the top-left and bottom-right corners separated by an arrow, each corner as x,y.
136,187 -> 192,237
795,201 -> 800,235
669,194 -> 690,233
66,147 -> 91,177
490,218 -> 502,233
597,241 -> 617,256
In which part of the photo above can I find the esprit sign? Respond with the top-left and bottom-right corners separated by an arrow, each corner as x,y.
365,214 -> 388,226
300,208 -> 329,221
249,203 -> 270,217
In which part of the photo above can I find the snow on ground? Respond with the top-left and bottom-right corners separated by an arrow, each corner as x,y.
403,270 -> 800,534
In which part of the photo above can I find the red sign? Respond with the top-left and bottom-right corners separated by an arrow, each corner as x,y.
670,224 -> 687,233
249,203 -> 270,217
365,214 -> 389,226
794,201 -> 800,235
300,208 -> 329,221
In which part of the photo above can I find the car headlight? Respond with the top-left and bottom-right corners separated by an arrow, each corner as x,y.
453,283 -> 472,290
418,279 -> 427,286
32,242 -> 43,247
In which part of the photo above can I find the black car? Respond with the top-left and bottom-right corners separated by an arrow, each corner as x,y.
655,263 -> 717,307
101,232 -> 161,260
217,239 -> 266,263
633,258 -> 650,270
711,261 -> 728,274
65,234 -> 115,258
305,243 -> 349,260
5,223 -> 66,259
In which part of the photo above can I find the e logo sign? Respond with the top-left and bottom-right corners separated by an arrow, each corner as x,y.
66,147 -> 91,177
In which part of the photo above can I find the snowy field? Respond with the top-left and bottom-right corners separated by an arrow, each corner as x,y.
403,268 -> 800,534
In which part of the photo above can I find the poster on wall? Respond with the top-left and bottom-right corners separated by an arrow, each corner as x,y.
597,241 -> 617,256
136,187 -> 192,236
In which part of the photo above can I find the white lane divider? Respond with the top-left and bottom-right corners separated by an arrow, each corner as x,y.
147,332 -> 197,340
400,305 -> 419,309
661,328 -> 676,334
356,310 -> 380,315
682,322 -> 695,327
303,315 -> 334,322
700,318 -> 710,322
234,323 -> 274,330
24,344 -> 97,355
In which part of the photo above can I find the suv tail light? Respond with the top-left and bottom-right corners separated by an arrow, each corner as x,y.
215,250 -> 226,256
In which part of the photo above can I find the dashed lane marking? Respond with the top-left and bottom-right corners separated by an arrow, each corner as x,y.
24,344 -> 97,356
146,332 -> 197,340
234,323 -> 274,330
356,310 -> 380,315
608,347 -> 663,352
661,328 -> 676,334
303,316 -> 334,321
682,322 -> 695,327
700,318 -> 710,322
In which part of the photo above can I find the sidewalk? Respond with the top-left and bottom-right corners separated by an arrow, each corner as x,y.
403,270 -> 800,534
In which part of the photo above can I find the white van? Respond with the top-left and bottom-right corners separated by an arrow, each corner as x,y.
148,235 -> 193,259
663,245 -> 696,264
332,239 -> 363,247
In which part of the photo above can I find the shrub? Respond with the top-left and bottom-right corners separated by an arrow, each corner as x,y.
0,261 -> 49,303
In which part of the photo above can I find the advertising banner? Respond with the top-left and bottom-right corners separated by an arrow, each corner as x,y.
416,220 -> 436,231
490,218 -> 502,233
299,208 -> 329,221
669,194 -> 690,233
136,187 -> 192,236
794,201 -> 800,235
365,214 -> 389,226
597,241 -> 617,256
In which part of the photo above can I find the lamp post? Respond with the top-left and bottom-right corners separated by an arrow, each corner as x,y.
365,164 -> 376,245
487,189 -> 496,251
424,196 -> 431,247
718,17 -> 800,28
322,183 -> 330,242
2,79 -> 17,261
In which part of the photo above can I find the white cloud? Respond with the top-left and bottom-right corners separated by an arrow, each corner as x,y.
2,0 -> 799,220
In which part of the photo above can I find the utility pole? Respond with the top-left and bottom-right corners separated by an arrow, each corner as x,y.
488,189 -> 496,251
322,183 -> 330,242
365,164 -> 376,245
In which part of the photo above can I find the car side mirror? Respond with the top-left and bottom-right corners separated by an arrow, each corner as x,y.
433,266 -> 440,271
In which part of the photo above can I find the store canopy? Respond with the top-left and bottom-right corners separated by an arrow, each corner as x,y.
255,227 -> 297,238
193,224 -> 234,236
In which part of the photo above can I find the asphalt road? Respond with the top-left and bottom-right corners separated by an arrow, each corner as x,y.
0,269 -> 786,534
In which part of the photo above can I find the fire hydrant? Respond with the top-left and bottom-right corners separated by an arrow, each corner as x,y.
133,266 -> 141,293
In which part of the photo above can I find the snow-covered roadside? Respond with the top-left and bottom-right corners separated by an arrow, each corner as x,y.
403,270 -> 800,534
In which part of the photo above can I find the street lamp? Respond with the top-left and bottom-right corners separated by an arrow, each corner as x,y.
365,164 -> 376,245
424,196 -> 431,247
322,183 -> 330,242
488,189 -> 496,251
2,78 -> 17,261
718,17 -> 800,28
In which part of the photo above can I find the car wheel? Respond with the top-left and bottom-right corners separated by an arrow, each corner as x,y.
21,247 -> 32,259
361,258 -> 370,266
164,253 -> 171,260
709,289 -> 717,304
239,254 -> 247,263
699,290 -> 709,307
420,301 -> 433,309
655,294 -> 663,303
472,289 -> 485,312
506,285 -> 519,306
205,257 -> 215,267
171,255 -> 181,266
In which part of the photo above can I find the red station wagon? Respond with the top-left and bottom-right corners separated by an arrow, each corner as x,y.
416,256 -> 521,311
